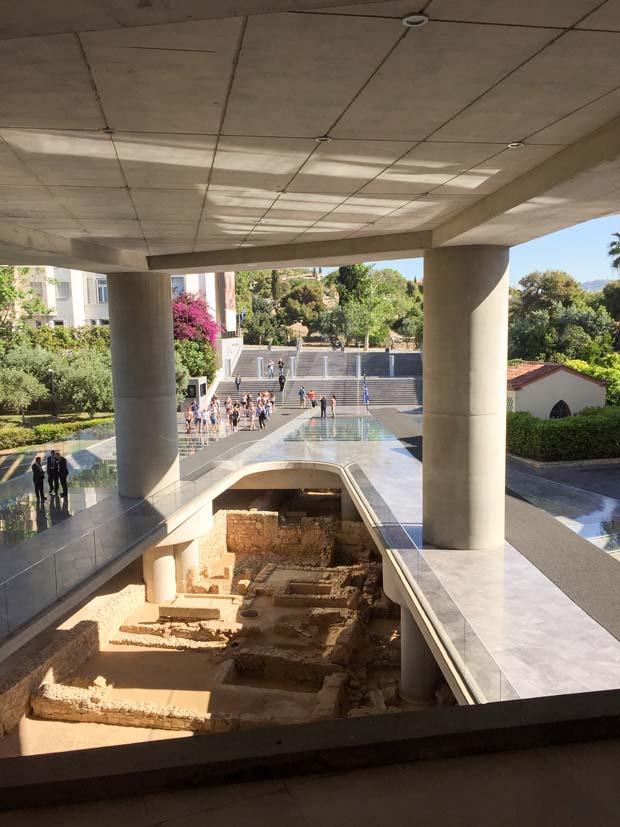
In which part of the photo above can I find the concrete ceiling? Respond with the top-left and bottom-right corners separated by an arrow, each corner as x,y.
1,0 -> 620,272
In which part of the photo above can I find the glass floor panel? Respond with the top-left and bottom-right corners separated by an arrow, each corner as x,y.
283,416 -> 397,442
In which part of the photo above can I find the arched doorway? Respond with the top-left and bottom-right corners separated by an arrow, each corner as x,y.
549,400 -> 571,419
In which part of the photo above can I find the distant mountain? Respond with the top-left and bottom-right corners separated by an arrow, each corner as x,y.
580,278 -> 615,292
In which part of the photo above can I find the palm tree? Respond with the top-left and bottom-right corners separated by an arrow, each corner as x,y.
609,232 -> 620,270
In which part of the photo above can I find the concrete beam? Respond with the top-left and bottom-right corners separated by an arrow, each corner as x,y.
148,231 -> 431,274
0,1 -> 387,40
432,114 -> 620,248
0,220 -> 148,273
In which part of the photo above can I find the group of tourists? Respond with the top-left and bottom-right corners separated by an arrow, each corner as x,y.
31,450 -> 69,502
298,386 -> 337,418
184,389 -> 277,437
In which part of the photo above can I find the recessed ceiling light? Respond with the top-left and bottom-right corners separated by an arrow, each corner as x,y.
315,135 -> 332,143
101,127 -> 115,135
402,13 -> 429,28
507,141 -> 524,149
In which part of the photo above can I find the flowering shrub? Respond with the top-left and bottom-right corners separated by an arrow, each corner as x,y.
172,292 -> 219,346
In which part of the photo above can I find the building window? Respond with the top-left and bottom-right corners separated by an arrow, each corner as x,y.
96,278 -> 108,304
55,282 -> 70,300
172,276 -> 185,296
550,400 -> 571,419
53,320 -> 64,327
507,397 -> 514,412
30,281 -> 44,298
100,319 -> 109,326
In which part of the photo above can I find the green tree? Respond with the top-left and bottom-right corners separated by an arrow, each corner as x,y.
174,339 -> 217,381
281,282 -> 324,331
396,312 -> 423,348
601,280 -> 620,321
518,270 -> 584,313
270,269 -> 281,303
174,350 -> 190,406
55,350 -> 113,417
508,308 -> 554,360
0,265 -> 49,340
244,296 -> 279,345
3,345 -> 61,387
334,264 -> 373,306
0,367 -> 48,425
608,232 -> 620,271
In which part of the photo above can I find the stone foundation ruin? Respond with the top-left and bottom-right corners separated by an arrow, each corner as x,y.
0,489 -> 454,752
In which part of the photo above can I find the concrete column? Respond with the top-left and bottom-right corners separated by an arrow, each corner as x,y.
290,355 -> 296,378
256,357 -> 263,378
323,355 -> 329,378
107,271 -> 179,498
355,352 -> 361,379
340,487 -> 359,522
175,539 -> 200,593
143,546 -> 176,604
422,246 -> 509,550
400,607 -> 440,702
389,354 -> 395,377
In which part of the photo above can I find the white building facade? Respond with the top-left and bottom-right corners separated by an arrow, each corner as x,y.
27,268 -> 236,332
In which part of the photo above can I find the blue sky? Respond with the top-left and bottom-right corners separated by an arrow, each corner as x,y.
324,214 -> 620,286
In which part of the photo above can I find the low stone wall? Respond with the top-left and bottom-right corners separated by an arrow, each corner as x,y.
0,582 -> 145,735
32,669 -> 348,733
31,682 -> 264,733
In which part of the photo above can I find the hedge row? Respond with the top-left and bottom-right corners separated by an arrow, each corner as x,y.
0,417 -> 114,451
507,408 -> 620,461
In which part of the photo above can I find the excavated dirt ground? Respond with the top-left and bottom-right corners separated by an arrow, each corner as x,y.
0,499 -> 455,756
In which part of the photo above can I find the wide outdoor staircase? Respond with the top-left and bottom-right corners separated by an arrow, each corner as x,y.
215,378 -> 281,402
283,377 -> 422,408
296,351 -> 358,377
235,348 -> 422,379
233,347 -> 296,377
220,347 -> 423,408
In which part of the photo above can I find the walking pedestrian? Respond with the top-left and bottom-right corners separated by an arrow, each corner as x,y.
235,374 -> 242,394
298,385 -> 307,408
249,401 -> 256,430
267,359 -> 274,379
278,358 -> 284,376
279,373 -> 286,393
331,394 -> 337,418
231,404 -> 240,432
363,380 -> 370,413
32,456 -> 46,502
257,399 -> 267,429
56,451 -> 69,496
320,395 -> 327,420
184,405 -> 193,434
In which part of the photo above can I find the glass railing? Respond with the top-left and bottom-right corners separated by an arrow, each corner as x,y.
0,439 -> 266,642
346,462 -> 518,704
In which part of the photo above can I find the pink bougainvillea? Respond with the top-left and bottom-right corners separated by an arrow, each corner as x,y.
172,292 -> 219,346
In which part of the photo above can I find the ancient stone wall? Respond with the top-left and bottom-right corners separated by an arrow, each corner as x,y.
0,583 -> 145,735
226,510 -> 331,562
198,508 -> 227,574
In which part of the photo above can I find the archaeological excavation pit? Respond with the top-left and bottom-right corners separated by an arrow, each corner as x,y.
0,485 -> 455,757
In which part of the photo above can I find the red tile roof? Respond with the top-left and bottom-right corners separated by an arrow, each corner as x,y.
507,361 -> 606,390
